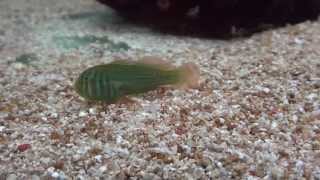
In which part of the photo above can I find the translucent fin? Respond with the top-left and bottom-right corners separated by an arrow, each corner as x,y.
176,62 -> 200,89
137,56 -> 175,70
110,59 -> 133,65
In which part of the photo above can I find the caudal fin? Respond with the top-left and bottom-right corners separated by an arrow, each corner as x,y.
177,63 -> 200,89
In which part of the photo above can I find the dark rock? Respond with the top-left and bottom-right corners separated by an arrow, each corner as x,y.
96,0 -> 320,38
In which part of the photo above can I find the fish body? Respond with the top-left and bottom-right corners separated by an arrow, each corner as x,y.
74,58 -> 199,103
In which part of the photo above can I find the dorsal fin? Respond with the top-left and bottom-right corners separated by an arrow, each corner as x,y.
137,56 -> 175,70
109,59 -> 133,65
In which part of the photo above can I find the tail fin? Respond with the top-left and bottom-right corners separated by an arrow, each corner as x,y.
177,63 -> 200,89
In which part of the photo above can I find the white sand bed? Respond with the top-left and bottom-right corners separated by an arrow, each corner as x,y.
0,0 -> 319,179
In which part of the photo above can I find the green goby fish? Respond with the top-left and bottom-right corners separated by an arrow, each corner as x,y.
74,57 -> 199,103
